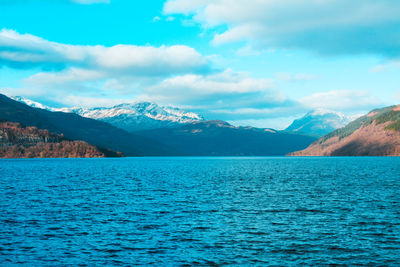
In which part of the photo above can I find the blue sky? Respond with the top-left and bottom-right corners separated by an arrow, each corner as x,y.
1,0 -> 400,129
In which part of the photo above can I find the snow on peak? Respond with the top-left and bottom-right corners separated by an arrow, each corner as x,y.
286,108 -> 352,137
307,108 -> 346,118
11,96 -> 50,110
11,96 -> 204,126
58,102 -> 203,123
67,101 -> 204,124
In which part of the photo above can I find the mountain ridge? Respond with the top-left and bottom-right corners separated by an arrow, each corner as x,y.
12,96 -> 204,132
289,105 -> 400,156
1,94 -> 175,156
3,94 -> 322,156
135,120 -> 316,156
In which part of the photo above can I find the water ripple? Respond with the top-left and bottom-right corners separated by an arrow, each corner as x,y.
0,157 -> 400,265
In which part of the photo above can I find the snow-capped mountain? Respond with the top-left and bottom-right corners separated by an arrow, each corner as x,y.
11,96 -> 50,110
12,96 -> 204,132
285,109 -> 353,137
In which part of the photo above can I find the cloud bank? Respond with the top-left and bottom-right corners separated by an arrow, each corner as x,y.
0,29 -> 297,124
164,0 -> 400,57
0,28 -> 382,129
300,90 -> 381,111
0,29 -> 209,76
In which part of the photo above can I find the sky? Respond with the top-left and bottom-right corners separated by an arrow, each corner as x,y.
1,0 -> 400,129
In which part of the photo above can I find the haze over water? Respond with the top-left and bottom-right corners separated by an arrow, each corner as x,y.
1,157 -> 400,265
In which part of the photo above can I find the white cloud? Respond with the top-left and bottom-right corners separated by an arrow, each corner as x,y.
369,61 -> 400,73
133,69 -> 304,122
153,69 -> 275,94
164,0 -> 400,57
3,28 -> 369,128
1,29 -> 299,122
1,28 -> 297,124
0,29 -> 213,108
25,68 -> 105,86
0,29 -> 209,76
300,90 -> 381,111
153,16 -> 176,23
0,28 -> 214,107
143,69 -> 280,106
7,67 -> 301,125
164,0 -> 213,15
93,44 -> 207,74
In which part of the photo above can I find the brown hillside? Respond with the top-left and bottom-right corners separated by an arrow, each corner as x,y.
290,122 -> 400,156
0,122 -> 122,158
289,105 -> 400,156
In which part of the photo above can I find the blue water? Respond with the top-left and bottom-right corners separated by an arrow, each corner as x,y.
1,157 -> 400,265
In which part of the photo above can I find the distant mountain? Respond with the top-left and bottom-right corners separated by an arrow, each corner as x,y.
0,121 -> 122,158
135,120 -> 317,156
290,105 -> 400,156
286,109 -> 351,137
1,94 -> 175,156
12,96 -> 204,132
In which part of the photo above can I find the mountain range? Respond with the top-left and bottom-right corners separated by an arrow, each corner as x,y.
1,94 -> 174,156
12,96 -> 204,132
13,96 -> 350,136
290,105 -> 400,156
1,94 -> 319,157
8,93 -> 395,158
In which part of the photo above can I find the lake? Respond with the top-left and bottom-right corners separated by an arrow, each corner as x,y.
1,157 -> 400,265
